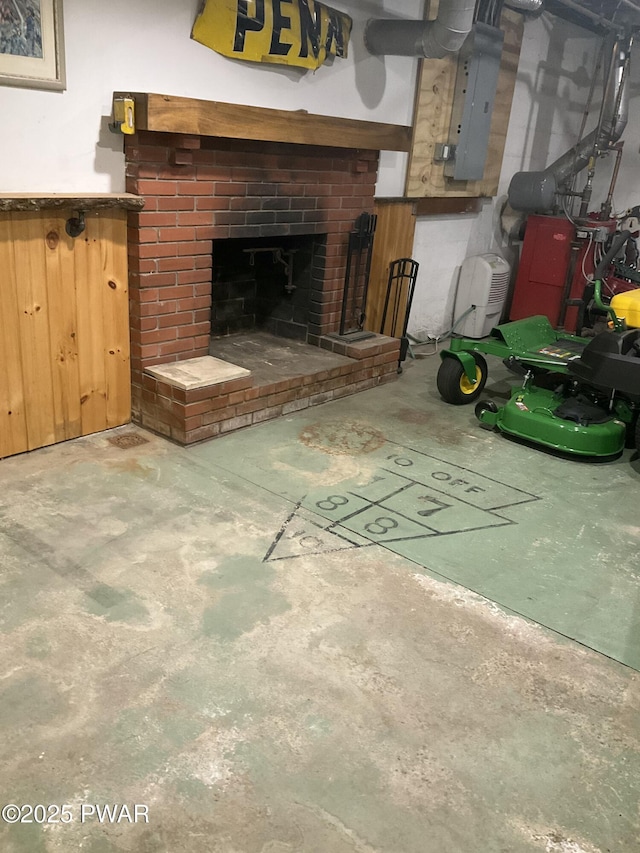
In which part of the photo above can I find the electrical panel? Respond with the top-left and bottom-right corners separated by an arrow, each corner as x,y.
444,24 -> 504,181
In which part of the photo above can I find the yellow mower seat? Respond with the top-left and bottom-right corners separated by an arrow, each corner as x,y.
610,289 -> 640,329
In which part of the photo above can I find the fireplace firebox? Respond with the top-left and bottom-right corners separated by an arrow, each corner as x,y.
210,233 -> 326,341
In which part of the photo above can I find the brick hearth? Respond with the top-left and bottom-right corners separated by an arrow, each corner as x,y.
125,131 -> 400,444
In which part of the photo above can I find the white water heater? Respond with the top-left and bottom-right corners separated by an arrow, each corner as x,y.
453,253 -> 511,339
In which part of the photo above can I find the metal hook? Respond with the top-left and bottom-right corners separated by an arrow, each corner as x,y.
66,211 -> 86,239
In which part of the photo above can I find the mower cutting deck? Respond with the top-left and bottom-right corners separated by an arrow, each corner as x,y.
474,384 -> 628,458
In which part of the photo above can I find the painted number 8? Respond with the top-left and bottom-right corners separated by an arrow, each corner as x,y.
316,495 -> 349,511
364,516 -> 398,535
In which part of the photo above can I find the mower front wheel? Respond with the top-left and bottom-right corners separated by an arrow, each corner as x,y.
437,354 -> 488,405
475,399 -> 499,429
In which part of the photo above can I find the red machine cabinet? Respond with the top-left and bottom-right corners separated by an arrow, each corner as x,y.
509,214 -> 623,332
509,215 -> 576,326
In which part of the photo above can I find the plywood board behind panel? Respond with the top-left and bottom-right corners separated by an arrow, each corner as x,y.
406,9 -> 523,199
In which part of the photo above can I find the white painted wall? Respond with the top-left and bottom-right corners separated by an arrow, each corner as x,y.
406,14 -> 635,340
0,0 -> 421,193
4,2 -> 638,340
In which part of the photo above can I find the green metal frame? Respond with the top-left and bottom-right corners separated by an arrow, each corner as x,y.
442,315 -> 586,381
592,279 -> 624,332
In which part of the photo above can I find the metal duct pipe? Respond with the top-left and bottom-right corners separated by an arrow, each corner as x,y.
504,0 -> 544,12
364,0 -> 475,58
508,34 -> 633,212
619,0 -> 640,15
550,34 -> 630,186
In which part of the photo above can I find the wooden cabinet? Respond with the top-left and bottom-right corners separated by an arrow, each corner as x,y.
0,208 -> 131,459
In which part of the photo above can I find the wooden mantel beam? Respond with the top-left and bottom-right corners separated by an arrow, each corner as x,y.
114,92 -> 412,153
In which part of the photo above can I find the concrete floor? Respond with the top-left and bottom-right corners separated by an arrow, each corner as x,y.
1,348 -> 639,852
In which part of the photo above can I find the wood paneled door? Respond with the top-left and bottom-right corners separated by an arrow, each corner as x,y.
0,209 -> 130,459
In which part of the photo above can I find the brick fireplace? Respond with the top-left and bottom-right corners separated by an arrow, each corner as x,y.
124,128 -> 400,444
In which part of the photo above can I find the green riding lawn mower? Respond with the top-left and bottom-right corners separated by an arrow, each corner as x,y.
436,231 -> 640,459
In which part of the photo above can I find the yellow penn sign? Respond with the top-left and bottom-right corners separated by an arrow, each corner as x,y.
192,0 -> 352,70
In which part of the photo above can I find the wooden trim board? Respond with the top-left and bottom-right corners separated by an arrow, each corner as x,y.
0,194 -> 144,212
365,200 -> 417,337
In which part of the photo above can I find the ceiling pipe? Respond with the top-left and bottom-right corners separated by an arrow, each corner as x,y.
508,34 -> 633,212
619,0 -> 640,15
547,0 -> 621,33
551,34 -> 630,185
504,0 -> 544,12
364,0 -> 476,58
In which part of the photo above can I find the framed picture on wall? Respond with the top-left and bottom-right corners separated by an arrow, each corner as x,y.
0,0 -> 65,90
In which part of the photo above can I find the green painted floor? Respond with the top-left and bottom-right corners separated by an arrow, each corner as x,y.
190,357 -> 640,672
1,351 -> 639,852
